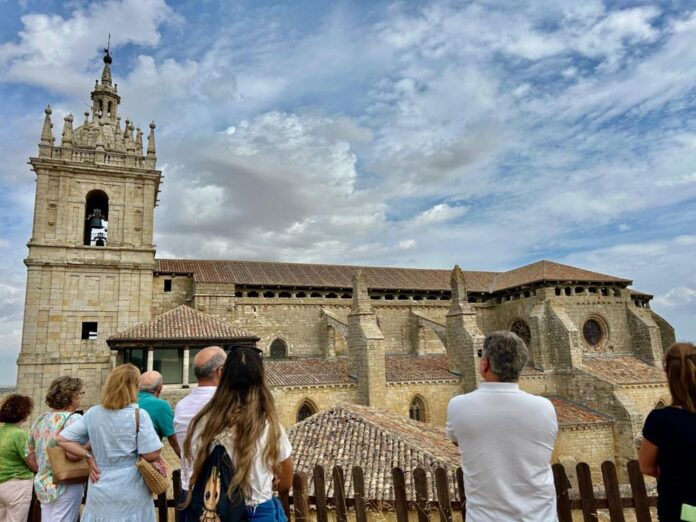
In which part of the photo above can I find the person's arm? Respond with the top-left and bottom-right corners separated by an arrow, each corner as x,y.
57,435 -> 101,483
17,432 -> 38,473
25,451 -> 39,473
445,399 -> 459,446
275,457 -> 293,493
639,437 -> 659,478
140,448 -> 163,462
167,434 -> 181,458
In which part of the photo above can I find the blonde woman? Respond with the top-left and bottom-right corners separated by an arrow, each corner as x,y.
26,377 -> 85,521
640,342 -> 696,521
57,364 -> 162,522
182,345 -> 293,521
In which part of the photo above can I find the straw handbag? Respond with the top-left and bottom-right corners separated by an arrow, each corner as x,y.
46,413 -> 90,485
135,408 -> 170,496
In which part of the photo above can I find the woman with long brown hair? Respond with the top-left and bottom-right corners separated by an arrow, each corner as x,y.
640,342 -> 696,521
182,345 -> 293,521
57,364 -> 163,522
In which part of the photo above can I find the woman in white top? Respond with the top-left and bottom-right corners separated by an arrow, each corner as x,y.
183,345 -> 293,521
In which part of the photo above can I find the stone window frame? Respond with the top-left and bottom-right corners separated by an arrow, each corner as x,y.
509,318 -> 532,348
295,398 -> 318,423
408,395 -> 427,423
581,314 -> 609,350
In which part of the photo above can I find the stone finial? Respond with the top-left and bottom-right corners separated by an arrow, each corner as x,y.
100,51 -> 113,87
135,128 -> 143,153
84,111 -> 90,124
61,114 -> 74,147
40,105 -> 54,145
123,119 -> 130,139
351,270 -> 372,314
147,121 -> 156,156
95,124 -> 105,150
116,116 -> 121,132
449,264 -> 472,314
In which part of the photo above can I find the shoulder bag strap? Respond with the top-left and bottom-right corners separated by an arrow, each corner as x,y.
56,412 -> 74,435
135,407 -> 140,452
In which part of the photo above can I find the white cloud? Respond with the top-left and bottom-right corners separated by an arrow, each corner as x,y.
409,203 -> 468,227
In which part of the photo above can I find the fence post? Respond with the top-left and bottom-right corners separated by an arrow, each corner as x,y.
313,464 -> 328,522
552,463 -> 573,522
576,462 -> 598,522
279,489 -> 291,521
352,466 -> 368,522
627,460 -> 652,522
434,467 -> 452,522
333,465 -> 347,522
392,467 -> 409,522
157,491 -> 168,522
293,472 -> 310,521
601,461 -> 626,522
413,467 -> 429,522
456,467 -> 466,521
172,469 -> 182,522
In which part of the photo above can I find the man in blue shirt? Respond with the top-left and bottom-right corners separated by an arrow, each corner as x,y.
138,371 -> 181,458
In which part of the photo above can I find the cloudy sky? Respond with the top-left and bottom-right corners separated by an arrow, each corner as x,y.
1,0 -> 695,385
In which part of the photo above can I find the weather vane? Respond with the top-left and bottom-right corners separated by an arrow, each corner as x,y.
103,33 -> 112,64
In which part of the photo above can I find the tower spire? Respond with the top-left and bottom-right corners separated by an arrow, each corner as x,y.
90,37 -> 120,124
100,35 -> 113,87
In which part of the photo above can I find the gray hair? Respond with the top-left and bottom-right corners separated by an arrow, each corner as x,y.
194,352 -> 227,380
138,374 -> 162,393
483,331 -> 528,382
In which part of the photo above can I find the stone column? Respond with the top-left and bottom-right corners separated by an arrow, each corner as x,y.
147,347 -> 154,371
182,346 -> 190,388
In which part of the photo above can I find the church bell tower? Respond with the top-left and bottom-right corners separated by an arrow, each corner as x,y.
17,49 -> 161,410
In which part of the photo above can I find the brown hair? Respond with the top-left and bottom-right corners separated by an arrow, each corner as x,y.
101,364 -> 139,410
183,346 -> 282,505
0,394 -> 33,423
664,342 -> 696,413
46,376 -> 83,410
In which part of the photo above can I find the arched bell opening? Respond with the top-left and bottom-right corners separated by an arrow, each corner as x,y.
84,190 -> 109,246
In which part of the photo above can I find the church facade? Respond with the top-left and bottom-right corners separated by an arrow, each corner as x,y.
17,54 -> 676,478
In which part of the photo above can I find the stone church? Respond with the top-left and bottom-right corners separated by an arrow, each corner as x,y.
17,53 -> 676,476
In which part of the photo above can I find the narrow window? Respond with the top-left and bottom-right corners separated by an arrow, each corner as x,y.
81,322 -> 98,340
164,280 -> 172,292
84,190 -> 109,246
409,396 -> 426,422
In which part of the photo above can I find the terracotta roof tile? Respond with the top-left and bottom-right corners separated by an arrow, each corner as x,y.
582,355 -> 665,384
288,403 -> 461,502
265,354 -> 461,387
107,305 -> 258,344
156,258 -> 628,293
265,358 -> 353,387
547,396 -> 612,427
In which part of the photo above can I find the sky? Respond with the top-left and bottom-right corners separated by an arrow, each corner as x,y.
0,0 -> 695,385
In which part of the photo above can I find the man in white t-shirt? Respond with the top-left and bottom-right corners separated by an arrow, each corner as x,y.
446,331 -> 558,522
174,345 -> 227,499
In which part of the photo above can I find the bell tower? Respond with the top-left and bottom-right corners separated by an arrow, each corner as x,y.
17,49 -> 161,411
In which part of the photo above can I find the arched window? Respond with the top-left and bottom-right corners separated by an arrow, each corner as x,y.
269,339 -> 287,359
84,190 -> 109,246
296,400 -> 316,422
409,396 -> 426,422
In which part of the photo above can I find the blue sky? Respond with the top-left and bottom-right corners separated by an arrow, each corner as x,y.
1,0 -> 695,385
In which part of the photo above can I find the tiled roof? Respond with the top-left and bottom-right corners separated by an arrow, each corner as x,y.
155,258 -> 629,293
490,260 -> 631,291
385,354 -> 459,382
265,358 -> 353,387
582,355 -> 666,384
107,305 -> 258,344
264,354 -> 460,387
548,396 -> 612,427
287,403 -> 462,502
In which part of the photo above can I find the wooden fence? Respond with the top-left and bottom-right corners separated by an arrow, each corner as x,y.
27,459 -> 657,522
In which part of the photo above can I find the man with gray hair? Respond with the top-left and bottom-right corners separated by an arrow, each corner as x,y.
138,370 -> 181,458
446,331 -> 558,521
173,346 -> 227,500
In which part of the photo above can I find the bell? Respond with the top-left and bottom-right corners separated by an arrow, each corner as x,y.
94,232 -> 106,247
89,209 -> 104,228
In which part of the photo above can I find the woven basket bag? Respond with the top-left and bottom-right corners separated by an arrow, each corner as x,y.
135,408 -> 170,496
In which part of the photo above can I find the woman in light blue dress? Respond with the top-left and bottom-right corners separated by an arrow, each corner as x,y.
57,364 -> 163,522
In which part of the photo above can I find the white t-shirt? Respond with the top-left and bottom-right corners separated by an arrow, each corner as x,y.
446,382 -> 558,522
174,386 -> 217,491
217,422 -> 293,506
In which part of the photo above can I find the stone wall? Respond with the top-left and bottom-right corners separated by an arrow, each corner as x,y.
152,274 -> 191,316
271,385 -> 357,428
384,381 -> 460,427
553,424 -> 615,483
